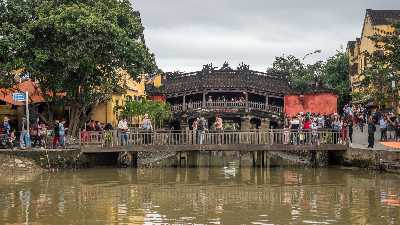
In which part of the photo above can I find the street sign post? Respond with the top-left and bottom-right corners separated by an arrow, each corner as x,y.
12,92 -> 26,102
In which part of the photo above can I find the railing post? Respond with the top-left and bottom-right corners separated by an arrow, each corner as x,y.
182,94 -> 186,111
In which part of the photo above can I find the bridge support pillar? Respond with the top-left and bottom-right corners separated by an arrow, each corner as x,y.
131,152 -> 138,167
256,151 -> 263,167
178,152 -> 188,167
252,152 -> 256,167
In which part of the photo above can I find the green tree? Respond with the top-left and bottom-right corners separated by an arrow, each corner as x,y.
360,52 -> 397,109
0,0 -> 157,136
268,51 -> 351,110
116,99 -> 171,129
359,22 -> 400,110
323,51 -> 351,109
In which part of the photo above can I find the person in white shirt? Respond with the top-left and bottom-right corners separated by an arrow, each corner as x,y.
118,118 -> 129,146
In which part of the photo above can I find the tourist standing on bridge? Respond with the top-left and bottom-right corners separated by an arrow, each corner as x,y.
118,117 -> 129,146
348,117 -> 353,144
59,121 -> 66,147
215,116 -> 223,131
52,120 -> 60,148
197,117 -> 208,144
368,116 -> 376,148
192,118 -> 199,144
20,117 -> 31,149
215,115 -> 223,144
289,116 -> 300,145
142,114 -> 153,144
379,116 -> 387,141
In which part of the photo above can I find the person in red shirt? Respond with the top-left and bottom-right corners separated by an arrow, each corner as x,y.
303,118 -> 311,144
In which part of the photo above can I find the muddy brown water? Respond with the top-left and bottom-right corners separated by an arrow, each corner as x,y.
0,158 -> 399,225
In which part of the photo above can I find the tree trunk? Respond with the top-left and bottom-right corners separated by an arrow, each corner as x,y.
69,105 -> 84,137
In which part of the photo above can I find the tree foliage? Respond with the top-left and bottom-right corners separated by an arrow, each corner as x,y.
359,22 -> 400,109
115,99 -> 172,129
0,0 -> 157,135
324,52 -> 351,109
268,51 -> 351,110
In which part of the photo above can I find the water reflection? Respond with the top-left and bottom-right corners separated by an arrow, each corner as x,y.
0,165 -> 399,225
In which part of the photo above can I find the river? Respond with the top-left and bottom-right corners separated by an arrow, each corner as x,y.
0,162 -> 400,224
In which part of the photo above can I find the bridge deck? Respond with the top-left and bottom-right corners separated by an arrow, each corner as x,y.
80,130 -> 348,153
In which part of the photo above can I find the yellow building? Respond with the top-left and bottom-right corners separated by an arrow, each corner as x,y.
91,70 -> 146,127
347,9 -> 400,102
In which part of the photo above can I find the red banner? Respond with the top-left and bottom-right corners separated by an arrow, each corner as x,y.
284,93 -> 338,117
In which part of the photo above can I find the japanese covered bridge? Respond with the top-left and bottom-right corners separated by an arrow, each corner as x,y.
147,62 -> 291,130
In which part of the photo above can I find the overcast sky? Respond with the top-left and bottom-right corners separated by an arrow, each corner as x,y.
133,0 -> 400,72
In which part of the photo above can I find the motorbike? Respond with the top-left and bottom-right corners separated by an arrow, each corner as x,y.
0,134 -> 14,149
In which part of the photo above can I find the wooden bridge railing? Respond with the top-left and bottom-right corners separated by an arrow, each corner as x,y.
171,101 -> 283,113
80,129 -> 345,148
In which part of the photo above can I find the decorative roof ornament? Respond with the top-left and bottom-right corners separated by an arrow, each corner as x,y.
202,63 -> 216,74
220,61 -> 233,71
237,62 -> 250,71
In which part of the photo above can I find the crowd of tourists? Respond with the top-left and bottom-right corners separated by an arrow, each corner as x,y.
80,114 -> 154,146
284,103 -> 400,148
284,112 -> 352,145
0,116 -> 69,149
191,115 -> 223,144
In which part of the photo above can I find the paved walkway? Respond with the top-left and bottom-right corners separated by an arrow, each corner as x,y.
351,124 -> 400,151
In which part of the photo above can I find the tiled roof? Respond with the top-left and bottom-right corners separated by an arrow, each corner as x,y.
158,69 -> 291,96
0,80 -> 44,105
367,9 -> 400,26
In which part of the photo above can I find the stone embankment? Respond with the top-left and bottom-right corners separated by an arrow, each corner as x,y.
0,155 -> 43,173
344,148 -> 400,172
0,150 -> 91,172
1,147 -> 399,173
138,151 -> 177,167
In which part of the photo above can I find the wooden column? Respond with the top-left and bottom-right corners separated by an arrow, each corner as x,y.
202,91 -> 206,108
183,94 -> 186,111
265,95 -> 269,110
245,92 -> 249,112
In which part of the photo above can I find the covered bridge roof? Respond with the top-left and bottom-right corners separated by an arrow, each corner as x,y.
152,63 -> 292,97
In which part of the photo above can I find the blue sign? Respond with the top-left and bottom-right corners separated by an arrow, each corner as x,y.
12,92 -> 26,102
